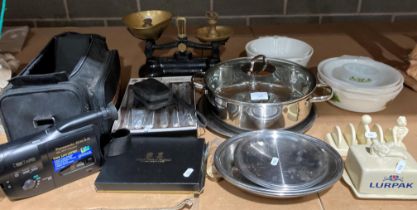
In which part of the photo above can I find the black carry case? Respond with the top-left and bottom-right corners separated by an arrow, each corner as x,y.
0,32 -> 120,141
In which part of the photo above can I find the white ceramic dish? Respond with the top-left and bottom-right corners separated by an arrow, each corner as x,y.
317,74 -> 403,113
318,71 -> 403,95
245,36 -> 313,67
318,56 -> 403,91
328,97 -> 390,113
329,87 -> 402,113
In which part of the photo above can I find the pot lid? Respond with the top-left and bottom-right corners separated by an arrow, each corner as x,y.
234,130 -> 330,190
205,55 -> 316,104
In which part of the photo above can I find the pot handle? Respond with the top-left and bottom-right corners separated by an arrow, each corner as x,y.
310,83 -> 334,103
191,73 -> 206,91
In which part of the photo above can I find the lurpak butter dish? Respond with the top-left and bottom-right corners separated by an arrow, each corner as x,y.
342,169 -> 417,200
343,141 -> 417,199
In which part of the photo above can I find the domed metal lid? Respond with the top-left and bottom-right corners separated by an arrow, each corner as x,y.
204,55 -> 317,105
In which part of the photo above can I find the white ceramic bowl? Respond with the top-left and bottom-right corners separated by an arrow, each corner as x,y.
328,85 -> 402,113
317,73 -> 403,113
245,36 -> 313,67
318,70 -> 403,95
316,55 -> 404,113
318,56 -> 403,92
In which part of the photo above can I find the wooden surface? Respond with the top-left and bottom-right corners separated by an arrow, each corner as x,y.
1,22 -> 417,210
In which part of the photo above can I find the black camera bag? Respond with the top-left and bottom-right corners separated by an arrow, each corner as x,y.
0,32 -> 120,141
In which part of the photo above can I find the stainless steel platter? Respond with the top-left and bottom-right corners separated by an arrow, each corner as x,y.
214,130 -> 343,198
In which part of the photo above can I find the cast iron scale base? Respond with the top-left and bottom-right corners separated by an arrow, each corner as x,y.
139,38 -> 226,77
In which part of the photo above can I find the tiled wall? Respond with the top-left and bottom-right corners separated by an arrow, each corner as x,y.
4,0 -> 417,27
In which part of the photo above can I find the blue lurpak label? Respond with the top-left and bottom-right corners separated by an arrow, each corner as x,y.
52,146 -> 93,172
369,175 -> 414,189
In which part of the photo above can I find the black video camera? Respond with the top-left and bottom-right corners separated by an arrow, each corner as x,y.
0,106 -> 117,200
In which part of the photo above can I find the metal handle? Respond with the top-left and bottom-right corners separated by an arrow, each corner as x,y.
90,198 -> 194,210
248,55 -> 267,75
176,17 -> 187,39
191,74 -> 206,91
310,83 -> 334,103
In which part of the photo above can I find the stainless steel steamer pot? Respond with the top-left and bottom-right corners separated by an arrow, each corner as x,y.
194,55 -> 333,130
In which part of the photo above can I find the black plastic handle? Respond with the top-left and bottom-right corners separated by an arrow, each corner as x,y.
9,72 -> 69,86
57,104 -> 118,133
